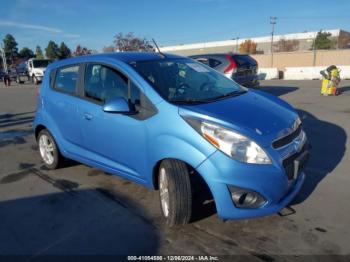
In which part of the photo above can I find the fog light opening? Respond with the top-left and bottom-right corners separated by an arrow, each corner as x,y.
229,186 -> 266,208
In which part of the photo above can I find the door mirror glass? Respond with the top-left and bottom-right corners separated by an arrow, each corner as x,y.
103,97 -> 131,114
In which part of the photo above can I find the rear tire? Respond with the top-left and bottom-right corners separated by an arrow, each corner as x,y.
158,159 -> 192,226
37,129 -> 64,170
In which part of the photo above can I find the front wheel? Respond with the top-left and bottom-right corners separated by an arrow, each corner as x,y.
158,159 -> 192,226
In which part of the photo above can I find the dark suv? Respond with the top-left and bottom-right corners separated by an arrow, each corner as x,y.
190,53 -> 259,87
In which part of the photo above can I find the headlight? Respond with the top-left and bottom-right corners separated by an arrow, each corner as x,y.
184,117 -> 271,164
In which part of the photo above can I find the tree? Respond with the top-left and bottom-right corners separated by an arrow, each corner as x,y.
45,40 -> 60,60
73,44 -> 92,56
313,30 -> 332,50
35,46 -> 44,59
275,38 -> 300,52
103,45 -> 115,53
18,47 -> 34,59
3,34 -> 18,65
239,39 -> 257,54
338,32 -> 350,49
114,32 -> 154,52
58,42 -> 71,59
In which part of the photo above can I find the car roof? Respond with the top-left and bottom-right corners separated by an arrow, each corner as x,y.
48,52 -> 185,70
189,53 -> 248,57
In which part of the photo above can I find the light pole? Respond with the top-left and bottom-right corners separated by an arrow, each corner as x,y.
312,32 -> 317,66
270,16 -> 277,67
236,37 -> 239,53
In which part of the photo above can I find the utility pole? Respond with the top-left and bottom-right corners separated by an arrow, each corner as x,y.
270,16 -> 277,67
312,32 -> 317,66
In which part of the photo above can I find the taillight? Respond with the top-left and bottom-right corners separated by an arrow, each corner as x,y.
224,55 -> 237,75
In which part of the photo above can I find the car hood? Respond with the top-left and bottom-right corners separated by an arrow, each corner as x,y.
179,90 -> 299,147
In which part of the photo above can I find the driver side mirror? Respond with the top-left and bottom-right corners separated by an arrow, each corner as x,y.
103,97 -> 135,114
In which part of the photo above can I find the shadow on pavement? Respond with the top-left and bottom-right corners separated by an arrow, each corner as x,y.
257,85 -> 299,97
338,85 -> 350,94
0,111 -> 35,129
0,188 -> 159,255
292,110 -> 347,204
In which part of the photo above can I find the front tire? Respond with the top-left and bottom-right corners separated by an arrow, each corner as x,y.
37,129 -> 63,169
158,159 -> 192,226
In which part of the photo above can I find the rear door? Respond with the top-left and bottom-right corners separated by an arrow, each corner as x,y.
45,64 -> 84,149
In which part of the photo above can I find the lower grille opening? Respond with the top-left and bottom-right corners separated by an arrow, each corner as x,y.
283,145 -> 309,180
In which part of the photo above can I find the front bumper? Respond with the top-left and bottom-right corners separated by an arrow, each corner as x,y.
196,150 -> 306,220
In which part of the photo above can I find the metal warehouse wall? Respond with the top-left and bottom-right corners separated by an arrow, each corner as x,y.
251,49 -> 350,70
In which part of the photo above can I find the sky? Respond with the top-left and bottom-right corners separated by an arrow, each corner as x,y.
0,0 -> 350,52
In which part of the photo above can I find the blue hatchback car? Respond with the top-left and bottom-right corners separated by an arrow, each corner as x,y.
34,52 -> 309,226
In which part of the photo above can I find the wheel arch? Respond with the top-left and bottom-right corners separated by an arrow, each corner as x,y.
152,158 -> 213,198
34,124 -> 47,140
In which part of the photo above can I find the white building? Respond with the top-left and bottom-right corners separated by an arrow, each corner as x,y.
160,29 -> 350,56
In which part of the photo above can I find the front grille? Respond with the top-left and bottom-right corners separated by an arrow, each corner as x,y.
282,144 -> 309,180
273,125 -> 302,149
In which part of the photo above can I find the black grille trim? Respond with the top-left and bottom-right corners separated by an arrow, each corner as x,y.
273,125 -> 302,149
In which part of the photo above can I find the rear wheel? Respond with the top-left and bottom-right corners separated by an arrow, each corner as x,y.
158,159 -> 192,226
38,129 -> 63,169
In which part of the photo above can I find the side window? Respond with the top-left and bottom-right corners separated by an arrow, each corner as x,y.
54,65 -> 79,94
209,58 -> 221,68
84,64 -> 128,104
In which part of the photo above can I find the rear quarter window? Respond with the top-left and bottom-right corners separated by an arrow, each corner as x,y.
53,65 -> 79,94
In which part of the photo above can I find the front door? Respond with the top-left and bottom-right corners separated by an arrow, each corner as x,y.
78,63 -> 148,179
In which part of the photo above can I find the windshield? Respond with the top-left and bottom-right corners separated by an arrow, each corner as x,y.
32,60 -> 51,68
130,58 -> 245,104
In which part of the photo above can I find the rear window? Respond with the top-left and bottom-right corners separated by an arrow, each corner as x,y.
209,58 -> 221,68
54,65 -> 79,94
232,55 -> 257,66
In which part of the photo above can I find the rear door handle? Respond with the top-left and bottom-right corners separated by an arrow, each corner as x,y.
84,113 -> 93,120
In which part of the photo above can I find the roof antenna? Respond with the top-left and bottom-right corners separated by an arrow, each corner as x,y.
152,38 -> 165,58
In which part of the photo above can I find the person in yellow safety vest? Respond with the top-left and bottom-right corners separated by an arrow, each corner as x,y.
320,65 -> 340,96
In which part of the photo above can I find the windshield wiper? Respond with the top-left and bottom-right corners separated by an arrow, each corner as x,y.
170,90 -> 247,105
170,98 -> 209,104
203,90 -> 247,102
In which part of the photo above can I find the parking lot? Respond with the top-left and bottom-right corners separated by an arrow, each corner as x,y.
0,80 -> 349,258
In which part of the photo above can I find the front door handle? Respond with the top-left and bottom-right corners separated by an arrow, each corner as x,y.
84,113 -> 93,120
